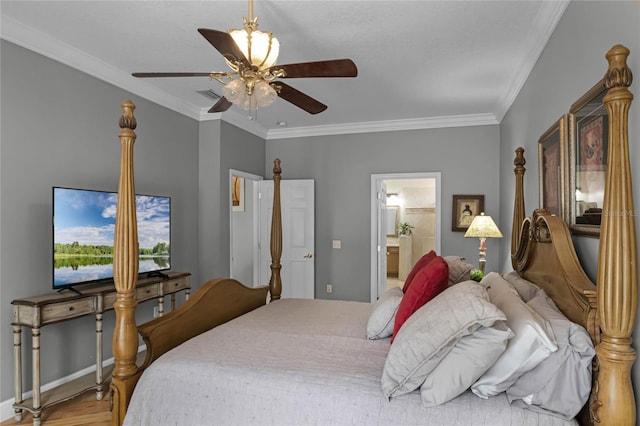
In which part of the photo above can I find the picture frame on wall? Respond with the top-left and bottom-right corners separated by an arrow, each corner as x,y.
568,78 -> 607,237
452,194 -> 484,232
538,115 -> 567,219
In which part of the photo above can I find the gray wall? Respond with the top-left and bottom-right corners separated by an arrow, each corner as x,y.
266,125 -> 501,302
0,40 -> 202,401
198,121 -> 265,281
498,0 -> 639,407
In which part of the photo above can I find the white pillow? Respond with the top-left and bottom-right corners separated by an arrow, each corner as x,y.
382,281 -> 506,398
471,273 -> 558,398
367,287 -> 403,339
507,291 -> 595,419
420,320 -> 513,406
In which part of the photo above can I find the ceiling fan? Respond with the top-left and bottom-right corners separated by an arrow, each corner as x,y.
132,0 -> 357,115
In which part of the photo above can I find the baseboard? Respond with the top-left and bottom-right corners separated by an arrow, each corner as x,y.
1,345 -> 145,422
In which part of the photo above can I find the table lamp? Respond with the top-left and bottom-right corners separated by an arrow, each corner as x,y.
464,213 -> 503,273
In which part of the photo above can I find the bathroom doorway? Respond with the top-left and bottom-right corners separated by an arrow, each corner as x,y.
370,173 -> 441,301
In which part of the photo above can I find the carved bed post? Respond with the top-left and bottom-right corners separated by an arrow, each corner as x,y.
511,147 -> 526,266
593,44 -> 636,425
110,100 -> 142,426
269,159 -> 283,300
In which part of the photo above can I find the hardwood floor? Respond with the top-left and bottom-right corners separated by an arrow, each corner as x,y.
1,391 -> 111,426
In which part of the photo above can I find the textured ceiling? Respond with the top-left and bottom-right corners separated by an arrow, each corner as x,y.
1,1 -> 569,138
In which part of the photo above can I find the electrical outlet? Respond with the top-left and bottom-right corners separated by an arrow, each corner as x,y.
332,240 -> 341,249
326,283 -> 333,294
153,306 -> 159,318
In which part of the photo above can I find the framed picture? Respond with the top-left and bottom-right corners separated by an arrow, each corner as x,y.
538,115 -> 567,218
232,175 -> 245,212
452,195 -> 484,232
568,79 -> 607,237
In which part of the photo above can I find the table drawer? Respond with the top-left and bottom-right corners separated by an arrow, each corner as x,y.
41,297 -> 95,324
136,284 -> 160,302
162,278 -> 189,294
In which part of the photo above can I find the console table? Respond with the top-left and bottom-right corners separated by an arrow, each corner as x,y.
11,271 -> 190,425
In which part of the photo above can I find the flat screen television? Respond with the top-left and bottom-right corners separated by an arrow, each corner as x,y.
53,187 -> 171,291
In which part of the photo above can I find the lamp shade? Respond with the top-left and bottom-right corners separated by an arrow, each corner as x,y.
464,213 -> 503,239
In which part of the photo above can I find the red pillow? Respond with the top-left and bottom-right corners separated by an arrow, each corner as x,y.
402,250 -> 437,293
392,256 -> 449,342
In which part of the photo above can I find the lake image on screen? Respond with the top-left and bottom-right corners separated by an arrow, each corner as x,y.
54,188 -> 171,286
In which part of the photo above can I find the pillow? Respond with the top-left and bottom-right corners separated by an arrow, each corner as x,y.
392,256 -> 448,341
382,281 -> 506,398
367,287 -> 403,339
401,250 -> 437,293
502,270 -> 543,302
471,273 -> 558,398
420,320 -> 513,406
444,256 -> 474,286
507,291 -> 595,419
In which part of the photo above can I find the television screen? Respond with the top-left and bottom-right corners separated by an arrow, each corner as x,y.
53,187 -> 171,289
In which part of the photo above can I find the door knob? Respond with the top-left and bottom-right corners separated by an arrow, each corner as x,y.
304,253 -> 313,258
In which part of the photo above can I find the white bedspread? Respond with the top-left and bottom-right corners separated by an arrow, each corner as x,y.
124,299 -> 576,426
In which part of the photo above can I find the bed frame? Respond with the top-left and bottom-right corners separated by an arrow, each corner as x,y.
109,44 -> 635,425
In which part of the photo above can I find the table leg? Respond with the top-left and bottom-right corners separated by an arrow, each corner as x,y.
158,295 -> 164,317
13,325 -> 23,421
32,327 -> 41,426
96,312 -> 104,400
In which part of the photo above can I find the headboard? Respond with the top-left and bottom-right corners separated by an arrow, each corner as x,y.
510,44 -> 636,425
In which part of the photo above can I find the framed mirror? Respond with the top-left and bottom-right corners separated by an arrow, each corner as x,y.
568,79 -> 607,237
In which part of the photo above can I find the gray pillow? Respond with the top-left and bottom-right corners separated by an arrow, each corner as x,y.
420,320 -> 513,406
381,281 -> 506,398
471,273 -> 558,398
506,291 -> 595,420
367,287 -> 403,339
444,256 -> 474,285
502,270 -> 543,302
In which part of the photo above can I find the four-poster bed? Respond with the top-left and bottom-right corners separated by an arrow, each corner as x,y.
109,44 -> 636,425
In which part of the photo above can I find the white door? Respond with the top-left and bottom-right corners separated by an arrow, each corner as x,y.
259,180 -> 315,298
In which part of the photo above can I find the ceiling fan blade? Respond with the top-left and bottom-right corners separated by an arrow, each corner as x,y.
208,97 -> 232,113
197,28 -> 250,67
132,72 -> 213,78
276,82 -> 327,114
271,59 -> 358,78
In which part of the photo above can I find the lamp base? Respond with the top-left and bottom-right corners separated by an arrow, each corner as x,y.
478,237 -> 487,274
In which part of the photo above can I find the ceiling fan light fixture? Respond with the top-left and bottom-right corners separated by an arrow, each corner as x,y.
254,81 -> 277,107
223,79 -> 276,110
222,78 -> 249,108
228,26 -> 279,69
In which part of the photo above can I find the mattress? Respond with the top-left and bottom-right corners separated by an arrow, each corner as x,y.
124,298 -> 576,426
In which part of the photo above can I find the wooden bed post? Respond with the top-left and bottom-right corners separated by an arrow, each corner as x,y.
269,159 -> 283,300
593,44 -> 636,425
110,100 -> 142,426
511,147 -> 526,265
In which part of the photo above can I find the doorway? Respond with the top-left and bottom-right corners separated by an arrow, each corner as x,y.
230,169 -> 262,286
370,173 -> 441,302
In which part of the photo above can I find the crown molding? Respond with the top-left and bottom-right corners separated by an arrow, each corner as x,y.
1,15 -> 205,121
495,0 -> 569,121
1,14 -> 510,140
264,113 -> 499,140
